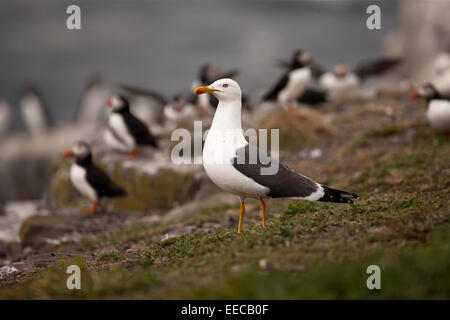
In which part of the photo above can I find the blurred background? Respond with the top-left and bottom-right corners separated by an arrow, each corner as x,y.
1,0 -> 398,131
0,0 -> 449,298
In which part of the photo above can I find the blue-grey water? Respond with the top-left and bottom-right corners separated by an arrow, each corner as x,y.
0,0 -> 398,131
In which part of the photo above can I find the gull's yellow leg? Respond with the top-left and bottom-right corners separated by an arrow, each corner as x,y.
260,197 -> 266,228
238,200 -> 246,233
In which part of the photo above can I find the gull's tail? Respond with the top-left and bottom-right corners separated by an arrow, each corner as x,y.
318,186 -> 358,204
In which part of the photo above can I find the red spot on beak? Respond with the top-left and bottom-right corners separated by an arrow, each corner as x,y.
107,97 -> 113,107
410,90 -> 418,100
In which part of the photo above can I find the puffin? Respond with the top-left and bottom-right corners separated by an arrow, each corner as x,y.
63,141 -> 126,214
76,74 -> 110,126
194,78 -> 358,233
318,58 -> 401,102
432,52 -> 450,96
0,99 -> 11,138
118,84 -> 167,125
411,83 -> 450,136
263,49 -> 323,109
119,83 -> 207,129
19,84 -> 53,135
190,63 -> 240,112
104,95 -> 158,157
163,95 -> 196,129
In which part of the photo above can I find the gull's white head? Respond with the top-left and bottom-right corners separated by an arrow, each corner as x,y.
194,78 -> 241,102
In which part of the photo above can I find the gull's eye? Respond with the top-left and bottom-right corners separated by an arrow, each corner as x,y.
222,84 -> 229,88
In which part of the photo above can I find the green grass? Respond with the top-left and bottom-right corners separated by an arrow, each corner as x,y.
188,227 -> 450,299
350,123 -> 406,150
96,252 -> 126,263
1,101 -> 449,299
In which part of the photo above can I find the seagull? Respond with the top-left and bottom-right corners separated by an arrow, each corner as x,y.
163,95 -> 196,129
411,83 -> 450,136
195,79 -> 358,233
76,74 -> 110,126
19,84 -> 53,135
63,141 -> 126,214
104,95 -> 159,157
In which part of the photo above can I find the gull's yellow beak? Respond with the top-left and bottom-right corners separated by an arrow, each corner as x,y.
194,86 -> 219,95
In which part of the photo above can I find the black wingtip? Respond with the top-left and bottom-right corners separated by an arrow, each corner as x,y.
319,186 -> 359,204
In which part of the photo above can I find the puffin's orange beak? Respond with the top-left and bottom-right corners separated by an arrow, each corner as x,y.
63,149 -> 73,159
410,89 -> 418,100
194,86 -> 219,95
107,97 -> 113,107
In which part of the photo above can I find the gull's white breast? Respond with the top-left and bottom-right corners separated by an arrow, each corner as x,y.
203,130 -> 269,198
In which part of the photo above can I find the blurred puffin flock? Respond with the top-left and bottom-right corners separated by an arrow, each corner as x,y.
0,49 -> 449,217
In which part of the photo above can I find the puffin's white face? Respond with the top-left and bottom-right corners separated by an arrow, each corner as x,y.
64,141 -> 91,159
298,51 -> 313,65
107,95 -> 127,111
417,84 -> 435,98
411,83 -> 438,101
334,63 -> 348,77
194,78 -> 242,102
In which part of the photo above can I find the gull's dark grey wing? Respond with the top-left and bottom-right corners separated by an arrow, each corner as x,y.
232,144 -> 358,203
232,144 -> 319,198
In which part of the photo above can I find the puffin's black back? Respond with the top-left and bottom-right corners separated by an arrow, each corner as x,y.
114,98 -> 159,148
120,110 -> 158,147
76,154 -> 126,198
262,73 -> 290,101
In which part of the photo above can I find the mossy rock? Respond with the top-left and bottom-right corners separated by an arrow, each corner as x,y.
19,215 -> 73,248
47,158 -> 201,213
110,165 -> 200,212
260,109 -> 334,149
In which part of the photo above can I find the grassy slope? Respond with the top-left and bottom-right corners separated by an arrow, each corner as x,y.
1,97 -> 449,299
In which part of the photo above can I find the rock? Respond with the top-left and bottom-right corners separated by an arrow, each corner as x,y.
0,265 -> 18,279
19,215 -> 74,248
47,153 -> 204,213
260,109 -> 334,149
0,241 -> 21,265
